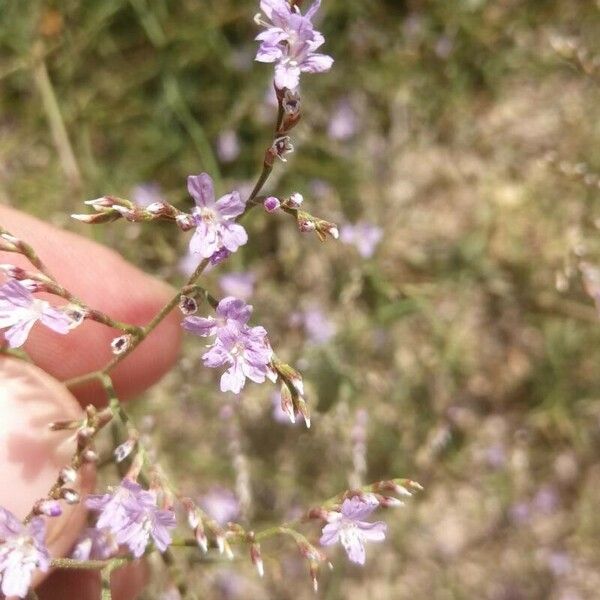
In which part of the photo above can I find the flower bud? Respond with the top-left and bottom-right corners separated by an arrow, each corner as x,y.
263,196 -> 281,213
61,488 -> 80,504
59,466 -> 78,484
250,543 -> 264,577
34,499 -> 62,517
288,192 -> 304,208
176,214 -> 195,232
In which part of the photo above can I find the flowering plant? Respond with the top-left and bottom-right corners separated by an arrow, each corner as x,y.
0,1 -> 420,597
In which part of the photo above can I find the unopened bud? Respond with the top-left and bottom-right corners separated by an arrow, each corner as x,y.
49,419 -> 80,432
61,488 -> 80,504
71,211 -> 120,224
114,438 -> 136,463
264,196 -> 281,213
59,466 -> 78,484
34,499 -> 62,517
77,426 -> 95,448
250,543 -> 264,577
176,214 -> 195,231
288,192 -> 304,208
82,448 -> 99,463
280,383 -> 296,424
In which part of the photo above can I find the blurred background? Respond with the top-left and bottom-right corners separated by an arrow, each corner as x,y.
2,1 -> 600,598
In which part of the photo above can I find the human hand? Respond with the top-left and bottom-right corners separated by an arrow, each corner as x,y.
0,205 -> 182,599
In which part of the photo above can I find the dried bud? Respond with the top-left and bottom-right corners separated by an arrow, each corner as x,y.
280,383 -> 296,424
0,233 -> 21,252
266,136 -> 294,165
111,334 -> 132,355
0,264 -> 28,279
250,543 -> 264,577
114,438 -> 137,463
82,448 -> 99,463
63,305 -> 87,328
377,495 -> 404,508
263,196 -> 281,213
71,211 -> 121,225
34,499 -> 62,517
61,488 -> 80,504
77,426 -> 95,448
288,192 -> 304,208
280,89 -> 302,132
179,295 -> 198,315
175,214 -> 195,232
59,466 -> 78,484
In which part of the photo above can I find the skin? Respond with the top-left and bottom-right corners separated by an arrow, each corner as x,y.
0,205 -> 182,599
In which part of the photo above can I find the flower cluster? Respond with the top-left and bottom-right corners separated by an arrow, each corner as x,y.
319,495 -> 387,565
86,479 -> 176,559
183,297 -> 275,394
0,279 -> 77,348
187,174 -> 248,263
0,507 -> 50,598
255,0 -> 334,89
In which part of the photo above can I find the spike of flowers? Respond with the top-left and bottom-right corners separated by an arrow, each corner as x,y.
86,479 -> 176,559
187,173 -> 248,262
0,507 -> 50,598
319,495 -> 387,565
255,0 -> 334,90
0,279 -> 79,348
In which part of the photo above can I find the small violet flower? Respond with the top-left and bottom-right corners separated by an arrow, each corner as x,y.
219,272 -> 256,301
86,479 -> 176,559
319,496 -> 387,565
199,488 -> 240,525
255,0 -> 334,90
0,279 -> 77,348
0,507 -> 50,598
183,297 -> 275,394
339,221 -> 383,259
187,173 -> 248,262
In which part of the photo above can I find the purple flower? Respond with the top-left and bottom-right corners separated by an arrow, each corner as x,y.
72,527 -> 119,561
0,279 -> 76,348
291,307 -> 335,345
183,296 -> 252,338
183,297 -> 275,394
339,221 -> 383,259
204,324 -> 275,394
319,496 -> 386,565
131,183 -> 164,207
188,174 -> 248,262
328,100 -> 358,141
216,130 -> 241,163
86,479 -> 176,559
255,0 -> 333,90
199,488 -> 240,525
219,272 -> 255,301
0,507 -> 50,598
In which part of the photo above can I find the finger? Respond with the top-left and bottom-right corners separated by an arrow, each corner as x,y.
0,359 -> 95,585
0,205 -> 182,404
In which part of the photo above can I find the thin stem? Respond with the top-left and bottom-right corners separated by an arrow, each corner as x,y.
51,557 -> 130,570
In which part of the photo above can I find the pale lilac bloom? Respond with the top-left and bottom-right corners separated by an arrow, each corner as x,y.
302,308 -> 335,345
216,130 -> 241,163
219,272 -> 255,301
184,296 -> 274,394
188,173 -> 248,261
320,496 -> 386,565
132,183 -> 164,207
328,100 -> 358,141
72,527 -> 119,561
199,488 -> 240,525
0,507 -> 50,598
0,279 -> 75,348
255,0 -> 333,89
183,296 -> 252,339
339,221 -> 383,259
203,324 -> 274,394
86,479 -> 176,559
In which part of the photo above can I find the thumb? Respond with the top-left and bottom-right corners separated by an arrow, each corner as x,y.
0,358 -> 94,566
